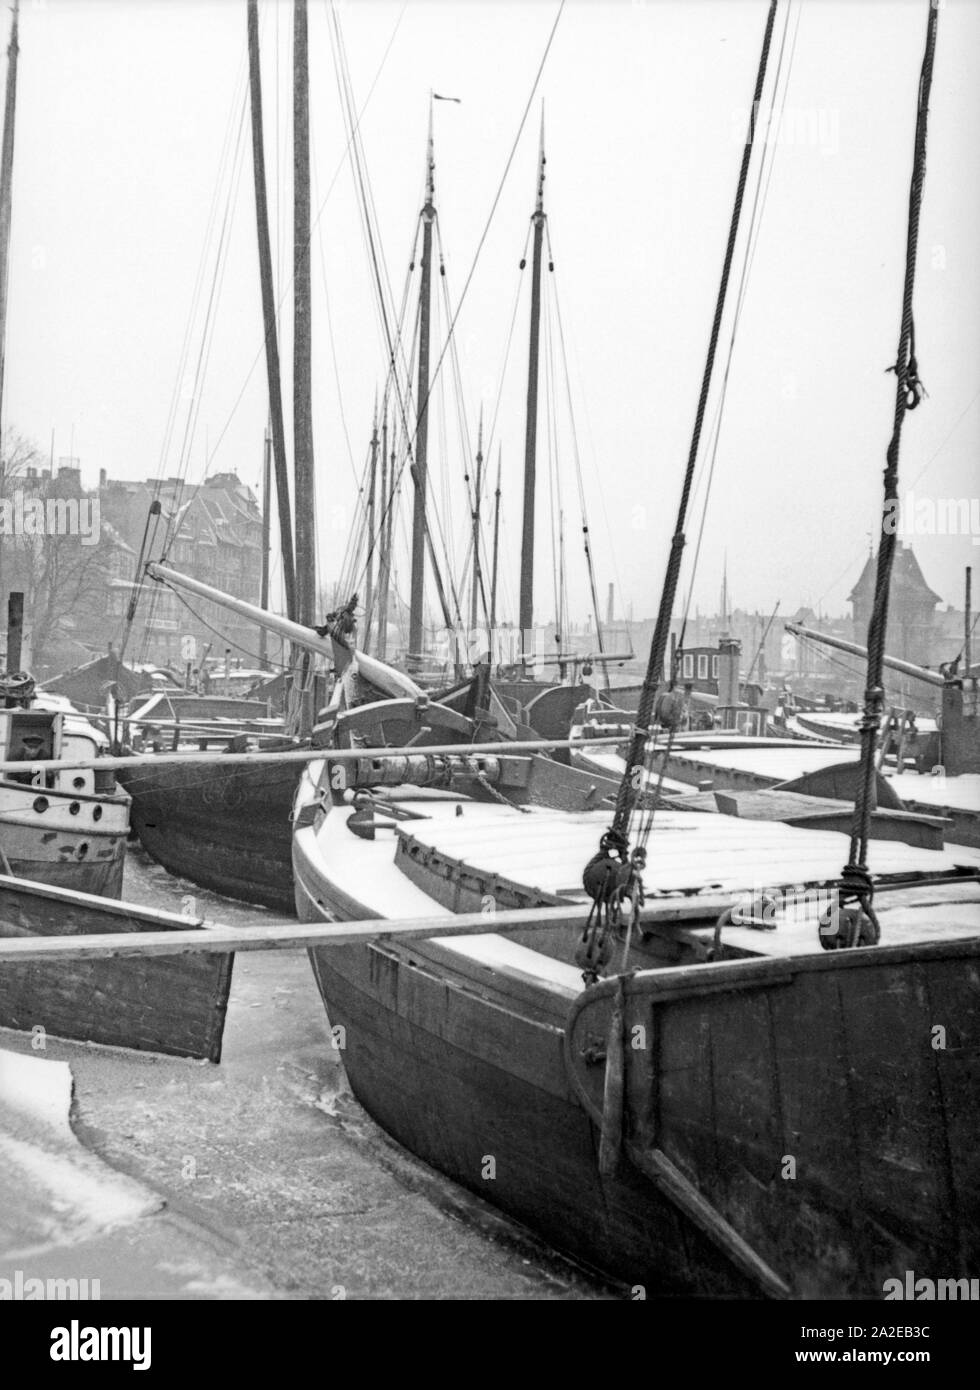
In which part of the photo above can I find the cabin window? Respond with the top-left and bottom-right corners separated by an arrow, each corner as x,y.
697,654 -> 708,680
681,654 -> 694,680
711,655 -> 719,679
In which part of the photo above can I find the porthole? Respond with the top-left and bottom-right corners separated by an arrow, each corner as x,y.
69,802 -> 81,815
33,796 -> 49,814
93,806 -> 103,822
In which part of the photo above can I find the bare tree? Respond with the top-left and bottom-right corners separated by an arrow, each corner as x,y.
0,427 -> 118,669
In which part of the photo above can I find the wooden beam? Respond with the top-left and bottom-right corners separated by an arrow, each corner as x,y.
0,898 -> 746,963
0,735 -> 626,775
1,870 -> 972,963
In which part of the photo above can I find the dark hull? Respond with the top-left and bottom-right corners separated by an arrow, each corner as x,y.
120,760 -> 299,913
306,939 -> 754,1296
298,862 -> 980,1298
0,877 -> 233,1060
0,792 -> 129,899
5,843 -> 125,899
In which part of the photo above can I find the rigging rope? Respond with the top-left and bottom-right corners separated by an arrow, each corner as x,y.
578,0 -> 779,981
613,0 -> 779,839
833,0 -> 939,952
547,222 -> 613,687
677,0 -> 797,657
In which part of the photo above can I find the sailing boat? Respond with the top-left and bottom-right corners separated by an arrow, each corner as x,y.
292,0 -> 979,1296
122,82 -> 602,909
0,7 -> 130,898
485,115 -> 634,736
0,5 -> 233,1060
116,0 -> 319,911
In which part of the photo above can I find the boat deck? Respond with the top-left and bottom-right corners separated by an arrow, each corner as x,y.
884,771 -> 980,813
660,744 -> 860,786
304,789 -> 980,979
397,804 -> 969,900
571,746 -> 695,798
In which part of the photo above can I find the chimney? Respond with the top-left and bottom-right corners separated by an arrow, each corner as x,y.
718,636 -> 741,707
99,468 -> 107,488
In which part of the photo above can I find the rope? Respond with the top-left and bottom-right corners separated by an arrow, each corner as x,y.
547,225 -> 611,688
610,0 -> 778,840
676,0 -> 797,658
835,0 -> 939,949
578,0 -> 779,980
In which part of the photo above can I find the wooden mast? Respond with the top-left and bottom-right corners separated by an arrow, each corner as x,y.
293,0 -> 316,629
407,102 -> 436,668
518,110 -> 546,663
364,408 -> 379,653
259,427 -> 271,669
490,446 -> 502,633
469,408 -> 484,634
0,0 -> 19,453
246,0 -> 296,621
377,408 -> 390,661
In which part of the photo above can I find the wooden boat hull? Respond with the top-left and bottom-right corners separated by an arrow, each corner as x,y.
304,901 -> 798,1297
294,790 -> 980,1297
306,937 -> 756,1296
119,759 -> 298,912
0,877 -> 233,1061
0,781 -> 129,898
301,891 -> 979,1297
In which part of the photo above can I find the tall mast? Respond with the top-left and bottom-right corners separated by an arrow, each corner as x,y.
0,0 -> 20,452
364,407 -> 379,653
293,0 -> 316,628
518,108 -> 546,659
490,446 -> 502,633
246,0 -> 296,621
377,408 -> 390,661
469,408 -> 484,633
408,101 -> 436,666
259,426 -> 271,668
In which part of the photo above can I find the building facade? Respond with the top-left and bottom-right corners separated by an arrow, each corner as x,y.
98,472 -> 265,669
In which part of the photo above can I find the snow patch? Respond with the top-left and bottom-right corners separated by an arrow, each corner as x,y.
0,1049 -> 160,1263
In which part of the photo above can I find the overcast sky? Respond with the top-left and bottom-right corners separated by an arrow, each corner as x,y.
4,0 -> 979,631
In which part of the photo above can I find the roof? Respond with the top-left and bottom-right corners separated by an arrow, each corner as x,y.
108,474 -> 261,552
848,543 -> 943,609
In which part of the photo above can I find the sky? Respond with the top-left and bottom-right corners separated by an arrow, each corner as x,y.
4,0 -> 980,633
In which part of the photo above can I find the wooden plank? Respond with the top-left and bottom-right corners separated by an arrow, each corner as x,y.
0,735 -> 626,775
0,875 -> 211,928
0,901 -> 716,961
836,958 -> 952,1257
921,958 -> 980,1261
2,876 -> 979,964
